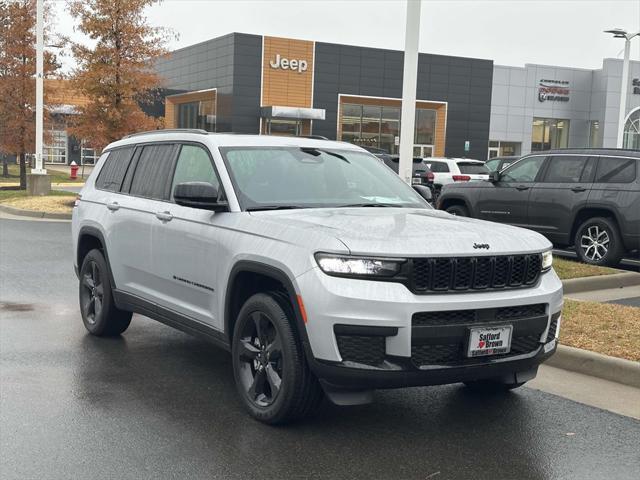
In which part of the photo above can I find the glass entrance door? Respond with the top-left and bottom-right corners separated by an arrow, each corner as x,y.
265,119 -> 302,136
488,147 -> 499,159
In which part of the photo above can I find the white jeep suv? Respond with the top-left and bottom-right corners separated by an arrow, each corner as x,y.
72,130 -> 562,424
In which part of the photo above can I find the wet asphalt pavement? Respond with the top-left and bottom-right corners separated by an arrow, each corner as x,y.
1,218 -> 639,480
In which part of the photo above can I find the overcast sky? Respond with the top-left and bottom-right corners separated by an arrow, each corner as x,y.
52,0 -> 640,70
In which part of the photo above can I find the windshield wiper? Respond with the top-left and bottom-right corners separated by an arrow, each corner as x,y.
337,203 -> 401,208
246,205 -> 307,212
300,147 -> 350,163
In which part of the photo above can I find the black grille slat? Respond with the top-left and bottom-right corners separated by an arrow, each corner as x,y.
413,310 -> 476,326
496,303 -> 546,320
413,303 -> 547,326
336,335 -> 385,366
408,254 -> 542,293
546,318 -> 558,343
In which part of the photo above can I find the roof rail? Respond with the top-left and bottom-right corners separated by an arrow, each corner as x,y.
300,135 -> 329,140
124,128 -> 209,139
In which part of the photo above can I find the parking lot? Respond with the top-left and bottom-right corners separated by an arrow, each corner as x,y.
1,216 -> 639,480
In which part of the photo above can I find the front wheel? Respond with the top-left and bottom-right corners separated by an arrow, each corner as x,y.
446,204 -> 469,217
574,217 -> 623,266
232,292 -> 323,424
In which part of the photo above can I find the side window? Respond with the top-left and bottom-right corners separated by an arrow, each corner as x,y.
542,155 -> 588,183
95,147 -> 134,192
485,158 -> 500,171
171,145 -> 220,200
129,144 -> 177,200
580,157 -> 597,183
595,157 -> 637,183
501,156 -> 545,183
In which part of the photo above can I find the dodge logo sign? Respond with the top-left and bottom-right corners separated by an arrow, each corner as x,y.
473,243 -> 490,250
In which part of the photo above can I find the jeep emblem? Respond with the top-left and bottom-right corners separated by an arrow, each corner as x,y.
473,243 -> 490,250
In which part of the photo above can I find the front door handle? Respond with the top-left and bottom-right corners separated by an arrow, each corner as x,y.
515,185 -> 530,191
106,201 -> 120,211
571,186 -> 586,193
155,211 -> 173,222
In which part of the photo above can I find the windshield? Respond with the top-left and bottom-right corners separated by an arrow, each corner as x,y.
221,147 -> 429,211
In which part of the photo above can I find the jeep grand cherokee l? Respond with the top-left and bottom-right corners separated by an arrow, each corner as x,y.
437,149 -> 640,266
72,130 -> 562,424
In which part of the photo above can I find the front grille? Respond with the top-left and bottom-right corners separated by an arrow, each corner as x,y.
336,335 -> 385,366
413,303 -> 547,326
410,254 -> 543,293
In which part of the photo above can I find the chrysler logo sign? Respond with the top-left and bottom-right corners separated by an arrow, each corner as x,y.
269,54 -> 308,73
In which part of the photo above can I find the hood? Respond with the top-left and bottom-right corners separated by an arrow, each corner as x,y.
250,208 -> 551,256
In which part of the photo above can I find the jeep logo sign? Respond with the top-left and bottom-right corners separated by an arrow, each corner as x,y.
269,54 -> 308,73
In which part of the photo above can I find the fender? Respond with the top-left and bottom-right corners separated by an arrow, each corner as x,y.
224,260 -> 312,356
77,225 -> 118,290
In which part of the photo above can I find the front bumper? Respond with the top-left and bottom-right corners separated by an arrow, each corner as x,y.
295,266 -> 563,389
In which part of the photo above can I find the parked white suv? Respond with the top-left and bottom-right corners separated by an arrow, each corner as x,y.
72,130 -> 562,424
424,157 -> 489,188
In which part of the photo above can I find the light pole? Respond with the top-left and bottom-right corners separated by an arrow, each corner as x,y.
33,0 -> 45,175
604,28 -> 640,148
398,0 -> 422,184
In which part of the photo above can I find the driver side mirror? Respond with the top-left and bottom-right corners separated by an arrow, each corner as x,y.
413,184 -> 433,203
174,182 -> 228,212
489,170 -> 500,183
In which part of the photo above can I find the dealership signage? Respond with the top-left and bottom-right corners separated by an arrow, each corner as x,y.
269,54 -> 308,73
538,79 -> 570,103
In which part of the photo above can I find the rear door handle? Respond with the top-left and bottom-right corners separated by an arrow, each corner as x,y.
571,186 -> 586,192
155,211 -> 173,222
106,202 -> 120,211
515,185 -> 529,191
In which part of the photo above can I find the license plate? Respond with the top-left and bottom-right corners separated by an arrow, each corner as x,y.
467,325 -> 512,357
411,177 -> 422,184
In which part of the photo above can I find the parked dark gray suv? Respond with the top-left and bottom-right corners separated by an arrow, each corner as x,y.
438,149 -> 640,266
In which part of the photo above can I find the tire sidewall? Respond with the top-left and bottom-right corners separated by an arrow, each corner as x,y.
575,218 -> 622,266
231,293 -> 301,423
446,205 -> 468,217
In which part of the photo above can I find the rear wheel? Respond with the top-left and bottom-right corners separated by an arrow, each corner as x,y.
574,217 -> 623,266
79,249 -> 132,336
446,204 -> 469,217
232,292 -> 323,424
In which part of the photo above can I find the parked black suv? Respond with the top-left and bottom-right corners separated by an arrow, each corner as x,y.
437,149 -> 640,266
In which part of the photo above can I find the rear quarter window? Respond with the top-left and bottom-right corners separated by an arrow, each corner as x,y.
595,157 -> 637,184
95,147 -> 135,192
426,161 -> 450,173
457,163 -> 489,174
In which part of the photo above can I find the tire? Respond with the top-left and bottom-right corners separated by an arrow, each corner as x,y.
574,217 -> 624,266
463,379 -> 526,392
232,292 -> 323,424
79,249 -> 132,336
446,204 -> 469,217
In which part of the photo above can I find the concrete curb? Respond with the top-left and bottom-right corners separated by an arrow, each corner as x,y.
562,272 -> 640,294
547,344 -> 640,389
0,204 -> 72,220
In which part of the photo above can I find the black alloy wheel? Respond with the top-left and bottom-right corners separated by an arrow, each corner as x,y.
80,260 -> 104,325
236,310 -> 284,407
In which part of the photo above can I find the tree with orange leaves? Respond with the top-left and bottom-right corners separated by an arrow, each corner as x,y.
67,0 -> 173,151
0,0 -> 58,187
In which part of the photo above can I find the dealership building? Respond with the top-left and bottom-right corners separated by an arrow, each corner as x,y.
16,33 -> 640,166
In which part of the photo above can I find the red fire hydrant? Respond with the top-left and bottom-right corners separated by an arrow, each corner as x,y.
70,161 -> 79,180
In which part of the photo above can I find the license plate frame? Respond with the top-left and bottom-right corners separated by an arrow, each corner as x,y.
466,325 -> 513,358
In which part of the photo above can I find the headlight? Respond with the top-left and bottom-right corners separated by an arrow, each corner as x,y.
315,253 -> 405,278
542,250 -> 553,271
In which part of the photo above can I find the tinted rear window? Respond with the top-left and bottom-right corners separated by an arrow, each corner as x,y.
95,148 -> 134,192
595,157 -> 637,183
129,144 -> 177,200
458,163 -> 488,174
427,161 -> 450,173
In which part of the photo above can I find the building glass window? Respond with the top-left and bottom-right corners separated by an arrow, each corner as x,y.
623,109 -> 640,150
589,120 -> 602,148
43,127 -> 67,164
339,102 -> 435,155
531,118 -> 569,151
176,99 -> 216,132
81,141 -> 99,166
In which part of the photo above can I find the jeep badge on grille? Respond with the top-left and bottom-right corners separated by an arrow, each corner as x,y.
473,243 -> 490,250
